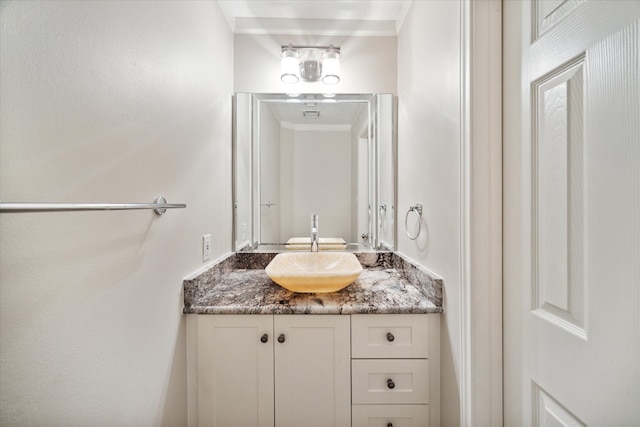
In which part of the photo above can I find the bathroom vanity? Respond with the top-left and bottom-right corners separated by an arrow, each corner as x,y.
184,252 -> 442,427
206,90 -> 435,426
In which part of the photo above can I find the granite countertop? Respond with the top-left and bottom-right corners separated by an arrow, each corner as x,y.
183,251 -> 443,315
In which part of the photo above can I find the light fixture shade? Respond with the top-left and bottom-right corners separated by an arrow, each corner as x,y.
281,44 -> 341,85
321,47 -> 340,85
281,48 -> 299,84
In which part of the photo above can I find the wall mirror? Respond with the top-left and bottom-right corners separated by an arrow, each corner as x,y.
233,93 -> 395,252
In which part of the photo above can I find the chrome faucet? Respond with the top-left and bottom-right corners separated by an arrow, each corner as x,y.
310,214 -> 319,252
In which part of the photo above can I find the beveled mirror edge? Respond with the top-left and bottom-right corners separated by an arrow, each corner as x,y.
232,92 -> 397,253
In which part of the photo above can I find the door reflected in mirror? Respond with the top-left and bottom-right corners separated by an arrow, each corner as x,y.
233,93 -> 395,252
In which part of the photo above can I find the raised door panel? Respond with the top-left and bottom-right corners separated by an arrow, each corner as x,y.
533,0 -> 585,40
532,384 -> 586,427
197,315 -> 274,427
532,57 -> 586,336
274,315 -> 351,427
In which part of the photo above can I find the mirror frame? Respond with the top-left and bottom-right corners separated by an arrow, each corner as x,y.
232,93 -> 396,252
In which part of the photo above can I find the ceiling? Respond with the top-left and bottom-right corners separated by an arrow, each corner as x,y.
257,94 -> 372,127
267,100 -> 365,127
217,0 -> 412,35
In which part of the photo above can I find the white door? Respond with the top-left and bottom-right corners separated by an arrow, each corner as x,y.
504,1 -> 640,425
274,315 -> 351,427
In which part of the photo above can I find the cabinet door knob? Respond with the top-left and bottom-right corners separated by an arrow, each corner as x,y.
386,332 -> 395,342
260,334 -> 269,343
387,423 -> 393,427
278,334 -> 286,343
387,378 -> 395,389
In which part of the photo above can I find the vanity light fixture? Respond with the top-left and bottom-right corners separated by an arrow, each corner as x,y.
280,44 -> 341,85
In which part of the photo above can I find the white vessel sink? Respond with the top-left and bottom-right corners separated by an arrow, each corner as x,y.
285,237 -> 347,251
265,252 -> 362,293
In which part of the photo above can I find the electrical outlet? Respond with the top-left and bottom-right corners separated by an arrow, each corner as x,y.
202,234 -> 211,262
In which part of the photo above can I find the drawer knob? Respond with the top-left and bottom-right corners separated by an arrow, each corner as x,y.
387,378 -> 395,389
260,334 -> 269,343
386,332 -> 395,342
387,424 -> 393,427
278,334 -> 286,343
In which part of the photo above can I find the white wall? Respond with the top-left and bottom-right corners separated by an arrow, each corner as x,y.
289,128 -> 352,240
0,1 -> 233,425
256,117 -> 353,242
397,1 -> 462,426
234,34 -> 397,94
279,126 -> 295,240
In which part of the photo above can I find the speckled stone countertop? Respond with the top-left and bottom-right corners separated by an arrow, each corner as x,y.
183,252 -> 443,315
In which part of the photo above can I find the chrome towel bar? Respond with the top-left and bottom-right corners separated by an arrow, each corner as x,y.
0,196 -> 186,216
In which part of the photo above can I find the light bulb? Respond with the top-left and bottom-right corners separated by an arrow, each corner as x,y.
321,47 -> 340,85
281,48 -> 300,84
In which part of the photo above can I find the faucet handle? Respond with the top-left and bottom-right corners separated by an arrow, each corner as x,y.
310,214 -> 319,252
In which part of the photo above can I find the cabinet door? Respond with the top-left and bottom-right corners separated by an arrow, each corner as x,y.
274,315 -> 351,427
197,315 -> 274,427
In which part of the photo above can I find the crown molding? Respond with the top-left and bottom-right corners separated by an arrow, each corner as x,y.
281,121 -> 351,132
395,0 -> 414,33
216,0 -> 237,32
234,17 -> 397,36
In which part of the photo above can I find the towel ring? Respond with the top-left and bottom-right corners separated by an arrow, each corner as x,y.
405,204 -> 423,240
378,204 -> 387,228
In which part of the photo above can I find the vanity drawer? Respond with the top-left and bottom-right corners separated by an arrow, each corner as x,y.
352,404 -> 429,427
351,314 -> 429,359
352,359 -> 429,405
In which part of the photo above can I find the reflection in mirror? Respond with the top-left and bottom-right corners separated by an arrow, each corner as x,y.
233,93 -> 395,252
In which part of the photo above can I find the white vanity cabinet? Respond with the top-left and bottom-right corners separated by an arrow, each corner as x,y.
188,314 -> 351,427
187,313 -> 439,427
351,314 -> 440,427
